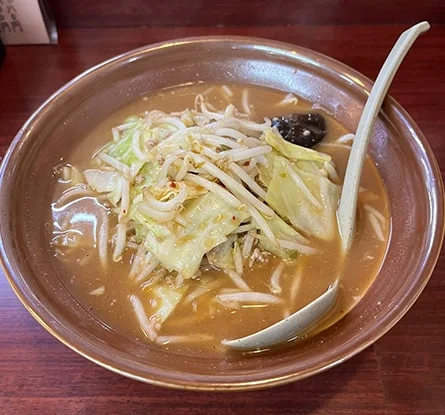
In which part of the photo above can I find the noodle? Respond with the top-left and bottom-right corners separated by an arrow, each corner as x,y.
318,142 -> 351,151
368,212 -> 385,241
277,93 -> 298,106
131,130 -> 151,162
98,209 -> 109,268
144,184 -> 188,212
242,232 -> 255,258
90,286 -> 105,296
112,127 -> 120,142
175,155 -> 190,181
336,133 -> 355,144
202,134 -> 244,149
217,292 -> 282,304
113,222 -> 127,261
231,223 -> 254,235
155,334 -> 214,345
270,262 -> 285,294
183,279 -> 221,305
129,295 -> 157,341
324,161 -> 339,182
116,121 -> 137,131
364,204 -> 386,224
120,177 -> 130,216
154,116 -> 187,131
184,174 -> 242,208
233,241 -> 244,276
289,265 -> 303,304
246,202 -> 277,246
154,151 -> 185,188
224,269 -> 251,291
241,88 -> 253,116
221,85 -> 233,97
134,253 -> 160,283
218,146 -> 272,162
277,239 -> 318,255
215,128 -> 247,142
187,153 -> 274,217
97,153 -> 131,178
228,162 -> 268,200
138,204 -> 177,222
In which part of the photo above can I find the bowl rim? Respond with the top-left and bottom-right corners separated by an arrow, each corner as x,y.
0,35 -> 444,391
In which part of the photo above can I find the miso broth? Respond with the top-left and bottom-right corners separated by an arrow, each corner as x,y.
49,84 -> 389,356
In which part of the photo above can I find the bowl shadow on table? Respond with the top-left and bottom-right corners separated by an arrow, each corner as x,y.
77,344 -> 379,414
0,295 -> 377,414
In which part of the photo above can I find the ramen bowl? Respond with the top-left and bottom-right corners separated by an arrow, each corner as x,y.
0,37 -> 443,391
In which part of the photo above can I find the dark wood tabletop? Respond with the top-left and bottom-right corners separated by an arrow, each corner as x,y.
1,23 -> 444,415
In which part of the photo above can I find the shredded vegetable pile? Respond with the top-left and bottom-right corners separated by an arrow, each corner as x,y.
53,94 -> 344,342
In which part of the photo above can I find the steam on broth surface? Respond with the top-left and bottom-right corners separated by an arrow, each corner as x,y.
49,84 -> 389,356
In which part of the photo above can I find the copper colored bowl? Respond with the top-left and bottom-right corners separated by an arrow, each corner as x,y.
0,37 -> 443,391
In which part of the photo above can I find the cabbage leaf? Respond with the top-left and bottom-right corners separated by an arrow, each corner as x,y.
139,192 -> 249,278
266,156 -> 340,240
145,283 -> 188,324
84,169 -> 122,205
258,214 -> 304,260
263,130 -> 331,163
207,235 -> 236,271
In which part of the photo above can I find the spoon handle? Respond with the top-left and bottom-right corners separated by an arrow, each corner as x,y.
337,21 -> 430,250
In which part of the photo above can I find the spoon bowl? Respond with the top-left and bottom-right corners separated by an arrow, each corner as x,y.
223,280 -> 339,351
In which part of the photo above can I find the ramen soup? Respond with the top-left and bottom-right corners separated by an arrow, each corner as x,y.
49,84 -> 389,356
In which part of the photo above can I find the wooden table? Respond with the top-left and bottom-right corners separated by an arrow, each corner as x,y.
1,25 -> 444,415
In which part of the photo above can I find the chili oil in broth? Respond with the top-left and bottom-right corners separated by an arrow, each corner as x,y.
49,84 -> 390,357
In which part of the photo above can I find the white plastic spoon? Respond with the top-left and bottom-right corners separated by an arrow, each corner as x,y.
223,22 -> 430,352
337,21 -> 430,250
